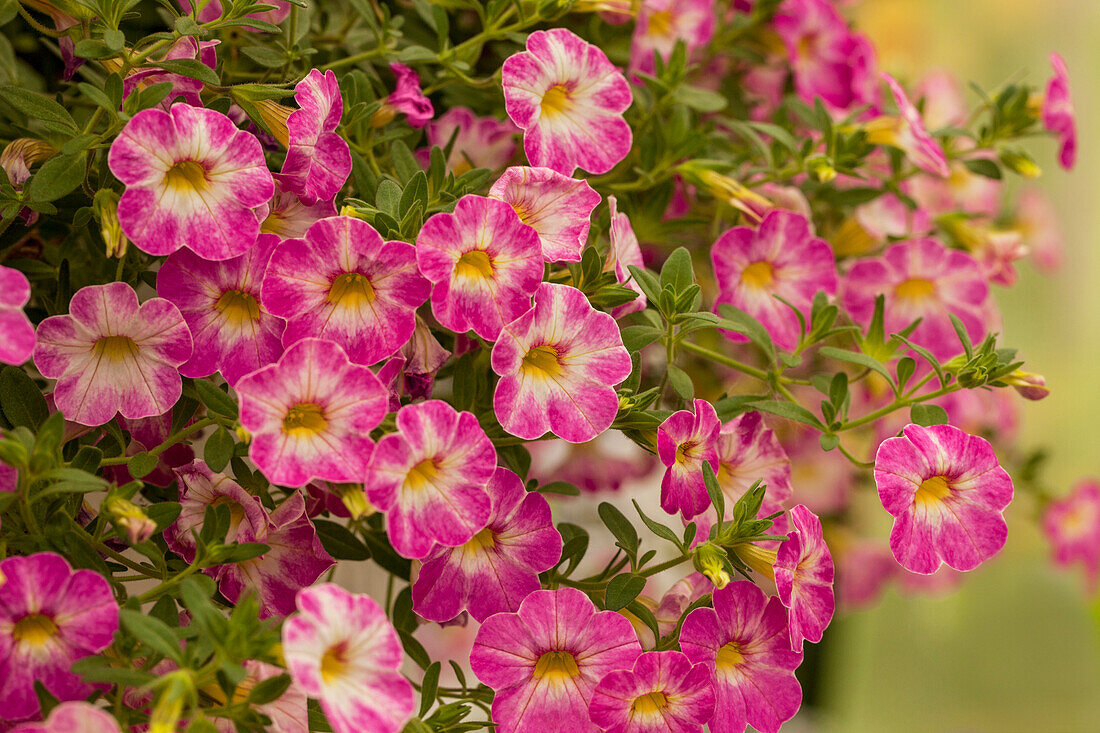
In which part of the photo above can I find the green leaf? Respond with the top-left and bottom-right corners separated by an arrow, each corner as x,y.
27,153 -> 85,203
659,247 -> 694,294
818,346 -> 896,390
896,357 -> 916,392
633,500 -> 683,549
375,178 -> 402,217
716,304 -> 777,363
314,519 -> 371,561
598,502 -> 639,558
203,426 -> 234,473
749,400 -> 825,429
893,334 -> 947,388
419,662 -> 441,718
194,380 -> 238,419
701,462 -> 725,525
119,609 -> 183,662
605,573 -> 646,610
155,58 -> 220,86
619,325 -> 661,353
963,158 -> 1002,180
0,86 -> 77,131
0,366 -> 48,429
146,502 -> 181,531
71,446 -> 103,473
948,314 -> 973,359
128,452 -> 158,479
535,481 -> 580,496
241,45 -> 287,68
248,673 -> 292,705
667,364 -> 694,400
910,403 -> 949,427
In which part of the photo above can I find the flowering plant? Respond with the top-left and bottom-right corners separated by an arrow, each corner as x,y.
0,0 -> 1083,731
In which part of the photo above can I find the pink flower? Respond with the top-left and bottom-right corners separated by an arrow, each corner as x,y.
654,573 -> 712,637
774,0 -> 869,111
33,282 -> 192,426
589,651 -> 716,733
836,542 -> 896,610
166,460 -> 269,564
1015,188 -> 1064,271
122,36 -> 219,109
471,587 -> 642,732
841,238 -> 990,360
378,315 -> 451,405
262,216 -> 430,365
854,191 -> 933,243
365,400 -> 496,559
280,70 -> 352,203
867,74 -> 950,178
108,104 -> 274,260
974,229 -> 1029,287
774,505 -> 834,652
714,412 -> 792,508
711,210 -> 837,351
157,232 -> 285,386
236,338 -> 388,487
658,399 -> 721,520
387,63 -> 433,128
874,423 -> 1014,574
9,701 -> 121,733
412,467 -> 562,622
256,179 -> 338,240
630,0 -> 716,75
502,28 -> 633,175
424,107 -> 518,173
1043,52 -> 1076,170
177,0 -> 291,24
0,265 -> 34,365
0,553 -> 119,720
489,166 -> 601,262
915,70 -> 968,130
282,584 -> 415,733
213,660 -> 308,733
679,581 -> 803,733
492,282 -> 632,443
1042,479 -> 1100,588
605,196 -> 647,318
416,195 -> 543,341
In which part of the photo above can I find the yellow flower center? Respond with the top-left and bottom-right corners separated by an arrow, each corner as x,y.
93,335 -> 137,362
455,249 -> 494,279
320,642 -> 348,685
215,289 -> 260,325
541,84 -> 573,117
522,345 -> 563,377
13,614 -> 58,646
675,441 -> 697,465
716,640 -> 745,670
915,475 -> 952,506
283,403 -> 327,436
647,10 -> 673,36
328,272 -> 376,307
741,260 -> 774,289
632,690 -> 670,715
464,527 -> 497,554
405,458 -> 440,491
533,650 -> 580,681
895,278 -> 936,300
165,159 -> 209,192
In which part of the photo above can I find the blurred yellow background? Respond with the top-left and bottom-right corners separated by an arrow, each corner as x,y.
819,2 -> 1100,731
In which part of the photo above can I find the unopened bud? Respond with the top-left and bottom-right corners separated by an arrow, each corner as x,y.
806,155 -> 837,183
235,425 -> 252,444
677,163 -> 774,222
334,483 -> 373,520
732,542 -> 777,581
149,671 -> 193,733
339,204 -> 368,219
692,542 -> 732,589
999,149 -> 1042,179
93,189 -> 129,259
1004,370 -> 1049,400
104,495 -> 157,545
251,98 -> 293,148
369,103 -> 398,128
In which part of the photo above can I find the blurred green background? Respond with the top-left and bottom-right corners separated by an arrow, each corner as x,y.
818,2 -> 1100,731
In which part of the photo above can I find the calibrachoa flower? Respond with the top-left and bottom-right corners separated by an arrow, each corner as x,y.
774,505 -> 834,652
108,104 -> 274,260
9,701 -> 121,733
658,399 -> 721,521
654,573 -> 712,637
256,179 -> 338,240
1043,52 -> 1076,170
714,412 -> 792,507
0,265 -> 34,365
236,338 -> 388,487
213,660 -> 309,733
470,587 -> 643,732
122,36 -> 218,108
219,492 -> 335,618
502,28 -> 633,175
157,232 -> 285,386
416,194 -> 543,341
262,216 -> 430,365
33,282 -> 192,426
711,210 -> 837,351
177,0 -> 291,24
874,423 -> 1014,574
629,0 -> 716,75
282,584 -> 414,733
489,166 -> 601,262
412,467 -> 562,622
1015,188 -> 1064,271
589,651 -> 716,733
605,195 -> 646,318
841,238 -> 990,360
0,553 -> 119,720
679,581 -> 803,733
280,69 -> 352,203
166,460 -> 269,563
424,107 -> 518,173
1043,479 -> 1100,588
865,74 -> 950,178
774,0 -> 866,111
365,400 -> 495,559
385,63 -> 433,128
492,282 -> 633,443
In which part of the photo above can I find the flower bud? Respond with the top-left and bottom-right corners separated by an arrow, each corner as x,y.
251,98 -> 293,148
692,542 -> 731,589
806,155 -> 837,183
334,483 -> 374,520
1004,370 -> 1050,400
104,495 -> 157,545
677,163 -> 774,222
732,542 -> 777,581
149,670 -> 194,733
369,103 -> 398,128
93,189 -> 129,259
0,138 -> 55,190
999,149 -> 1042,179
235,425 -> 252,444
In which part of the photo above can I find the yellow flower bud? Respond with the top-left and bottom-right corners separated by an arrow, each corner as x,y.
733,542 -> 777,582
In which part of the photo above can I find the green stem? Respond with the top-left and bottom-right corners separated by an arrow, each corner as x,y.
136,561 -> 202,603
639,553 -> 692,578
69,518 -> 160,576
99,417 -> 216,466
680,341 -> 769,380
837,382 -> 959,432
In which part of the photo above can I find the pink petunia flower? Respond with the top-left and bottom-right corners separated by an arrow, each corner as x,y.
1043,52 -> 1076,170
386,63 -> 434,128
166,460 -> 269,564
157,231 -> 285,386
841,237 -> 990,360
658,399 -> 721,521
654,573 -> 712,637
1043,479 -> 1100,588
121,36 -> 219,109
424,107 -> 518,174
866,74 -> 950,178
236,338 -> 388,487
915,70 -> 968,130
605,196 -> 647,318
711,210 -> 837,352
279,70 -> 352,204
416,194 -> 543,341
282,584 -> 414,733
714,412 -> 793,508
9,701 -> 121,733
470,587 -> 643,732
679,581 -> 803,733
177,0 -> 291,24
33,282 -> 192,427
365,400 -> 496,559
212,660 -> 308,733
262,216 -> 430,365
377,315 -> 451,407
874,423 -> 1014,574
589,650 -> 716,733
502,28 -> 633,175
0,553 -> 119,721
774,504 -> 834,652
489,166 -> 601,262
774,0 -> 869,112
629,0 -> 716,75
256,179 -> 338,240
108,104 -> 274,260
492,282 -> 633,443
412,466 -> 562,622
0,265 -> 34,365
